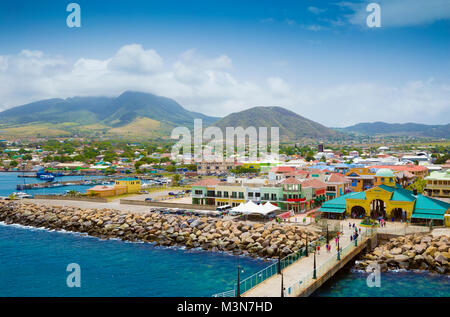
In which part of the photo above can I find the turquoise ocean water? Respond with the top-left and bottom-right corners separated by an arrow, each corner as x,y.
312,267 -> 450,297
0,172 -> 107,196
0,172 -> 448,297
0,223 -> 271,296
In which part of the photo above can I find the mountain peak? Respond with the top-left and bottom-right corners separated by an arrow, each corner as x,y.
211,105 -> 338,142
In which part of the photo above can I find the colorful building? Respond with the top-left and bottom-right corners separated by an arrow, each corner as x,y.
280,178 -> 305,212
191,179 -> 220,205
214,184 -> 247,207
320,169 -> 450,226
86,185 -> 127,197
345,167 -> 376,192
425,170 -> 450,198
191,178 -> 317,212
370,165 -> 429,178
114,178 -> 141,193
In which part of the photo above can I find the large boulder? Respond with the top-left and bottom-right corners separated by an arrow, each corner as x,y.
390,247 -> 403,255
414,243 -> 427,254
394,254 -> 409,263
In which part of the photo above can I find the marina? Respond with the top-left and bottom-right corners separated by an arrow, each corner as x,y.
0,172 -> 110,197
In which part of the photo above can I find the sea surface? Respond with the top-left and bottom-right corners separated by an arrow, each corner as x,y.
1,173 -> 448,297
312,267 -> 450,297
0,223 -> 271,297
0,172 -> 108,196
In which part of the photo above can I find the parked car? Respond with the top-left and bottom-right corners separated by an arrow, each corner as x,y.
145,198 -> 153,202
168,192 -> 176,196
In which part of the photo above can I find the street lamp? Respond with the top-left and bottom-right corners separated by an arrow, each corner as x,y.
281,270 -> 284,297
236,265 -> 241,297
305,235 -> 308,257
313,243 -> 317,279
326,225 -> 329,245
337,232 -> 341,261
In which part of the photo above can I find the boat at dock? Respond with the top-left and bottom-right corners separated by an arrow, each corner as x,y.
39,174 -> 55,182
9,192 -> 34,199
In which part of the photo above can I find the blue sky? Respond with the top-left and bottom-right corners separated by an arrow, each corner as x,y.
0,0 -> 449,126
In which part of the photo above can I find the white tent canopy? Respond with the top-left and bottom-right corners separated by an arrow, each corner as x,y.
230,203 -> 247,212
231,201 -> 280,216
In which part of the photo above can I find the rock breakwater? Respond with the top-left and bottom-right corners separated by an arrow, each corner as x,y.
0,201 -> 320,259
355,233 -> 450,274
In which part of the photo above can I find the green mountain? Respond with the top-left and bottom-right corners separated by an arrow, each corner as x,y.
0,91 -> 219,139
341,122 -> 450,138
211,106 -> 339,142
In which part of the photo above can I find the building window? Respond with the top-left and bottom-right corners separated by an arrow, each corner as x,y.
224,191 -> 229,198
248,192 -> 254,198
239,192 -> 244,199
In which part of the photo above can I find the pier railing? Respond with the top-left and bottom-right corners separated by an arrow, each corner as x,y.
211,236 -> 327,297
284,227 -> 377,297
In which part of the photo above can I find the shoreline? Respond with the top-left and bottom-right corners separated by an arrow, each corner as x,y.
0,220 -> 276,263
0,200 -> 320,260
355,233 -> 449,275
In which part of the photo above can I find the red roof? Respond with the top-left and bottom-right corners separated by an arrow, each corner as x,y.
370,165 -> 428,172
301,179 -> 327,189
284,171 -> 308,177
270,166 -> 296,173
328,173 -> 350,183
88,185 -> 115,191
191,178 -> 221,187
281,177 -> 302,184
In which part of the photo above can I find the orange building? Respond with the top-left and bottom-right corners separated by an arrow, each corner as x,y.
370,165 -> 429,178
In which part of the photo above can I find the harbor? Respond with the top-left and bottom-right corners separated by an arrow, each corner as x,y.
15,177 -> 118,191
0,172 -> 111,197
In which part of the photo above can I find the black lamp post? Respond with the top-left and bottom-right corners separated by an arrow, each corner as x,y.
326,225 -> 329,245
337,232 -> 341,261
281,270 -> 284,297
278,255 -> 282,274
236,265 -> 241,297
313,243 -> 317,279
305,235 -> 308,257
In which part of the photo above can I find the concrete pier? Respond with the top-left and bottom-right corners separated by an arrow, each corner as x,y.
243,224 -> 376,297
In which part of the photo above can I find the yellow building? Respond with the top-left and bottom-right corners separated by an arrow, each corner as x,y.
214,184 -> 246,207
86,185 -> 127,197
345,167 -> 376,192
320,169 -> 450,226
425,170 -> 450,198
114,177 -> 141,194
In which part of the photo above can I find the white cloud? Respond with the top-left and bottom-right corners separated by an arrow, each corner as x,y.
0,44 -> 448,127
108,43 -> 163,73
308,6 -> 326,15
302,24 -> 326,31
342,0 -> 450,27
267,77 -> 291,96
